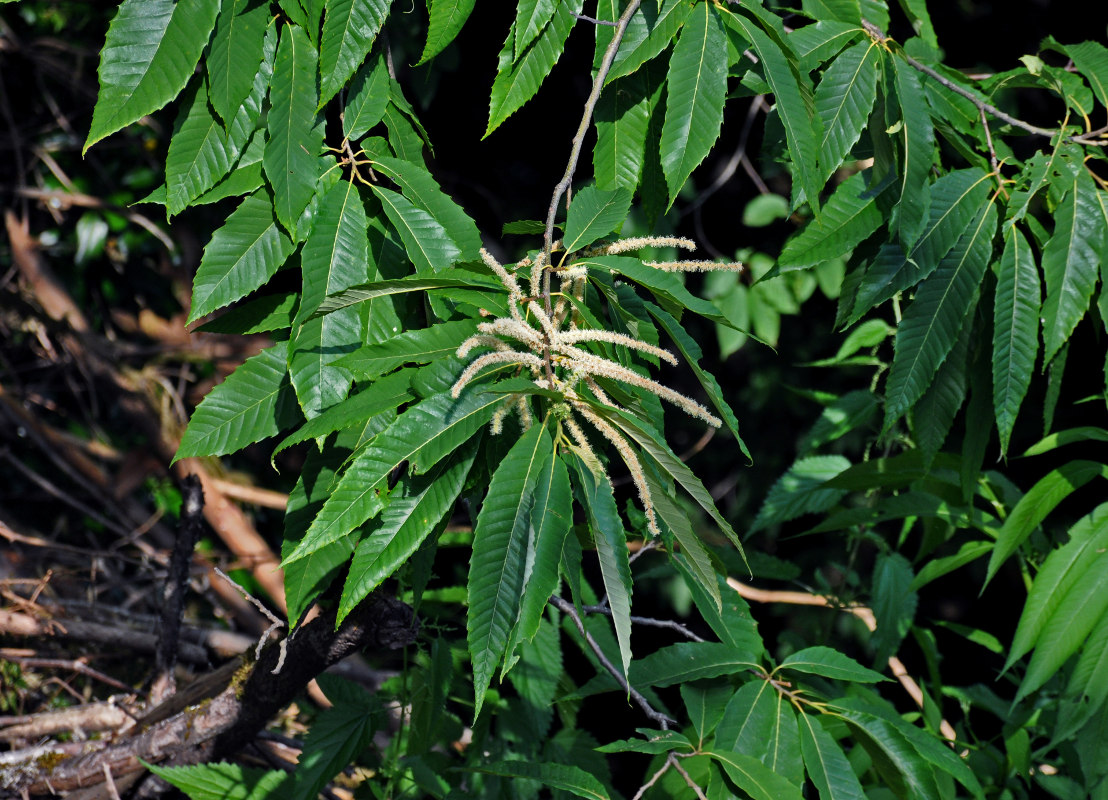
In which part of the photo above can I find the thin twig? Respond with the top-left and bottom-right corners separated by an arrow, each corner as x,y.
631,758 -> 672,800
550,595 -> 675,729
543,0 -> 644,259
571,12 -> 618,26
862,20 -> 1107,147
980,108 -> 998,172
581,604 -> 706,642
668,753 -> 709,800
213,566 -> 285,665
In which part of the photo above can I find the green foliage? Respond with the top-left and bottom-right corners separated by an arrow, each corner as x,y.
84,0 -> 1108,796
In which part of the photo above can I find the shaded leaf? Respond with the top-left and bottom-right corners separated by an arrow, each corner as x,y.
871,552 -> 916,663
468,761 -> 609,800
850,167 -> 991,322
882,200 -> 997,433
798,713 -> 867,800
751,456 -> 851,533
1041,168 -> 1105,364
987,460 -> 1108,585
890,56 -> 933,249
777,171 -> 882,270
993,225 -> 1040,456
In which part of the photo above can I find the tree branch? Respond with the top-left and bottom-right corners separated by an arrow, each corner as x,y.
550,595 -> 675,730
862,20 -> 1108,148
543,0 -> 644,259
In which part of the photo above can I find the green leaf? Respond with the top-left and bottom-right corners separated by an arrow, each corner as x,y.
798,390 -> 879,454
576,643 -> 763,698
371,185 -> 461,273
834,709 -> 941,799
300,180 -> 371,318
1006,503 -> 1108,669
851,167 -> 991,322
507,447 -> 573,656
789,19 -> 863,69
801,0 -> 861,25
986,460 -> 1108,585
290,686 -> 379,799
176,342 -> 300,461
85,0 -> 220,153
723,8 -> 821,211
336,320 -> 478,378
993,225 -> 1040,456
469,425 -> 553,716
567,453 -> 634,681
882,200 -> 997,433
166,72 -> 263,216
646,303 -> 749,461
289,308 -> 362,419
659,2 -> 727,203
468,761 -> 609,800
597,730 -> 694,754
340,440 -> 477,623
144,762 -> 286,800
1023,426 -> 1108,456
274,370 -> 411,457
607,0 -> 693,83
910,540 -> 992,591
418,0 -> 476,65
871,552 -> 916,662
283,386 -> 503,565
594,71 -> 654,192
743,195 -> 790,227
1041,168 -> 1105,364
777,172 -> 881,271
188,190 -> 296,324
650,475 -> 721,612
815,40 -> 880,182
752,455 -> 851,533
264,23 -> 324,233
780,646 -> 888,683
312,272 -> 500,318
581,255 -> 733,329
485,0 -> 582,136
705,750 -> 805,800
1065,41 -> 1108,108
563,186 -> 633,252
798,714 -> 867,800
319,0 -> 389,106
514,0 -> 557,59
195,292 -> 298,335
207,0 -> 270,127
368,156 -> 482,261
343,53 -> 391,140
592,404 -> 744,555
890,56 -> 934,250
